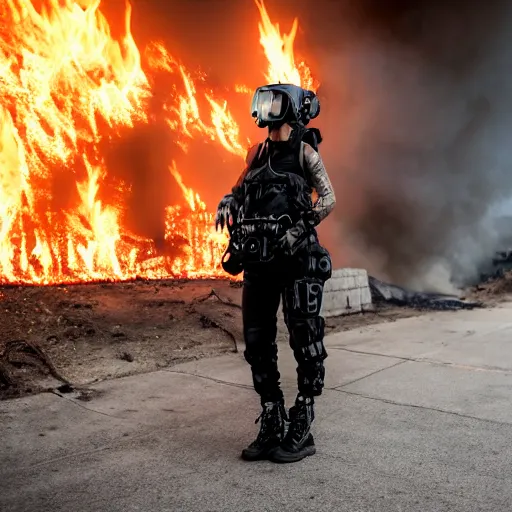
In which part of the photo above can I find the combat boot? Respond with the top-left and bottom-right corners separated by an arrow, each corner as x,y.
270,395 -> 316,463
241,401 -> 287,461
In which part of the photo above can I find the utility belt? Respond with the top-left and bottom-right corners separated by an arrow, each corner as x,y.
221,213 -> 332,283
238,214 -> 295,264
239,218 -> 333,282
221,214 -> 296,275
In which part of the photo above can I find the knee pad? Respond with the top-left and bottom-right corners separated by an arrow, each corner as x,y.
283,277 -> 324,319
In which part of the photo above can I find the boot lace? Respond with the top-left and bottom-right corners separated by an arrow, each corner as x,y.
252,402 -> 284,446
285,397 -> 314,446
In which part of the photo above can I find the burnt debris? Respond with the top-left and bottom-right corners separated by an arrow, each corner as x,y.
369,276 -> 483,311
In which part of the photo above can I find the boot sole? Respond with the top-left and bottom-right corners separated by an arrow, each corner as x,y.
269,445 -> 316,463
241,446 -> 279,461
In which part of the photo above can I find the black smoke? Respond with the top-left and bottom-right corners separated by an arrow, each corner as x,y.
313,0 -> 512,291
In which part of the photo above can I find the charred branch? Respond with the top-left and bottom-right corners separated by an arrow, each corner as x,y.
193,288 -> 242,310
0,340 -> 70,388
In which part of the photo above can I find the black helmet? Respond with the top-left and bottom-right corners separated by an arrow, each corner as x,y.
250,83 -> 320,128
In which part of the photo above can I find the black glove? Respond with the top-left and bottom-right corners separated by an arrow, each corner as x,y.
278,218 -> 310,256
215,194 -> 238,232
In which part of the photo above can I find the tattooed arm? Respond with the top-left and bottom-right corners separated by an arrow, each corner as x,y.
303,143 -> 336,225
278,142 -> 336,255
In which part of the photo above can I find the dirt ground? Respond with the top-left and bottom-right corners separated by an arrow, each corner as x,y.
1,273 -> 510,400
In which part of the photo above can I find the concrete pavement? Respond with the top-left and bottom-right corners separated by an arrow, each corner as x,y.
2,302 -> 512,511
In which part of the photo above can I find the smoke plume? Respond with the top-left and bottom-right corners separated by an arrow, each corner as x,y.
312,0 -> 512,292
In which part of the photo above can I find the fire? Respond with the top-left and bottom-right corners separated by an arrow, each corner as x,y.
0,0 -> 316,284
254,0 -> 319,91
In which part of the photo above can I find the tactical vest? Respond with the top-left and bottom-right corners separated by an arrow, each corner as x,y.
236,139 -> 313,264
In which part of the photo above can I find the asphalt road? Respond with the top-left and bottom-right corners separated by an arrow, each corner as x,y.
2,303 -> 512,512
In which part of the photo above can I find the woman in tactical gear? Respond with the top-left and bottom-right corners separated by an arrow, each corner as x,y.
215,83 -> 336,463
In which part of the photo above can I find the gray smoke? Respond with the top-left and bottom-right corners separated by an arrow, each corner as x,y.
312,0 -> 512,292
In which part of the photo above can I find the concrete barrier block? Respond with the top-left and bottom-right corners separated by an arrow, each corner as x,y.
321,268 -> 373,317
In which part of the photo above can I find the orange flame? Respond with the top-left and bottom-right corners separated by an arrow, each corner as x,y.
254,0 -> 318,91
0,0 -> 316,284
